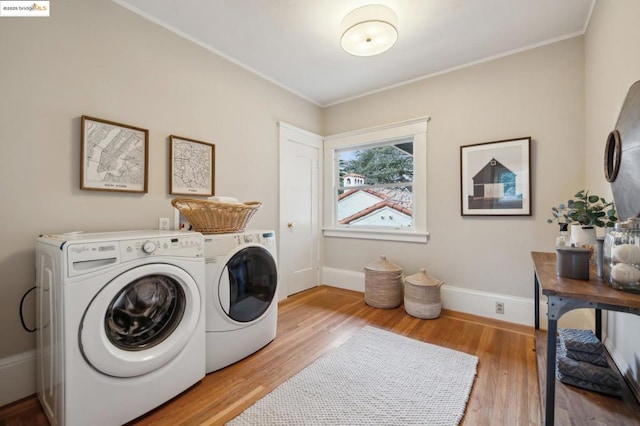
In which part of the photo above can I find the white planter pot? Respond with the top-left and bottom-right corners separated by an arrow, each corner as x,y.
570,224 -> 597,246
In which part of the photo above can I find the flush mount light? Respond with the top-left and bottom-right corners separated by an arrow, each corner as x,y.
340,4 -> 398,57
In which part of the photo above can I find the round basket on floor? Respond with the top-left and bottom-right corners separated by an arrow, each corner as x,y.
364,255 -> 403,309
404,269 -> 443,319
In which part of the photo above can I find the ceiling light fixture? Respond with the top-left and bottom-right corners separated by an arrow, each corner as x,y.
340,4 -> 398,57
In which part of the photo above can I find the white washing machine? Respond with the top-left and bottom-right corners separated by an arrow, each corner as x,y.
35,230 -> 205,426
204,230 -> 278,373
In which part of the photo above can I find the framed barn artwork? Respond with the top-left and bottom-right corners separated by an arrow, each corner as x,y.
460,137 -> 531,216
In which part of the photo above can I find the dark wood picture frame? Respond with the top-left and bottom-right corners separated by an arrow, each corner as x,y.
460,137 -> 532,216
80,115 -> 149,193
169,135 -> 215,196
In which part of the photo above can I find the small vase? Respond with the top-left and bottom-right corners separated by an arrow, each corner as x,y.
570,224 -> 597,263
570,224 -> 597,246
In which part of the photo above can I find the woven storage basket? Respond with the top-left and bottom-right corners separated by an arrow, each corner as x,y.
171,198 -> 261,234
364,255 -> 403,309
404,269 -> 444,319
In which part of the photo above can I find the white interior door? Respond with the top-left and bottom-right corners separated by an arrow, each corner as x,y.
279,122 -> 322,298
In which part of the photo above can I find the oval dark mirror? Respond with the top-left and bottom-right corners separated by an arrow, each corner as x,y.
604,129 -> 621,182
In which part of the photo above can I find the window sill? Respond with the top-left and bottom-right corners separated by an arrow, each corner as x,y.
323,228 -> 429,243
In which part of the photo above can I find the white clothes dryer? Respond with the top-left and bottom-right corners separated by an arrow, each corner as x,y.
35,230 -> 205,426
204,230 -> 278,373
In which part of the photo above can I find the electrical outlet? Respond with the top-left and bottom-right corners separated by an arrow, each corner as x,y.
495,301 -> 505,314
159,217 -> 170,230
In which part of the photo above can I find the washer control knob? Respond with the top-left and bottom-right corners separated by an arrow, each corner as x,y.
142,241 -> 156,254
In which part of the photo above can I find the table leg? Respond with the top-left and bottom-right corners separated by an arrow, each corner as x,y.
545,317 -> 558,425
595,309 -> 602,340
534,273 -> 540,330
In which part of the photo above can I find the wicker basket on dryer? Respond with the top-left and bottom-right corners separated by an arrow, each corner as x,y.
171,198 -> 261,234
404,269 -> 444,319
364,255 -> 403,309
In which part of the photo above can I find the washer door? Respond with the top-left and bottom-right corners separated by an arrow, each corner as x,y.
80,264 -> 201,378
218,245 -> 277,323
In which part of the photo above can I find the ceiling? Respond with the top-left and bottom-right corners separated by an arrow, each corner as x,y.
113,0 -> 595,107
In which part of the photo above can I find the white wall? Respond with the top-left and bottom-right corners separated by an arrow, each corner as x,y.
322,37 -> 586,302
0,0 -> 321,365
584,0 -> 640,396
2,0 -> 637,408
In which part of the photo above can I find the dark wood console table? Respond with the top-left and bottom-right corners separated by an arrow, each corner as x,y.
532,251 -> 640,425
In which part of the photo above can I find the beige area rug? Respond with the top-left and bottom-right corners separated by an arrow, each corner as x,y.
227,326 -> 478,425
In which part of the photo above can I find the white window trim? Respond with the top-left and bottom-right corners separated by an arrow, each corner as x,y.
323,117 -> 430,243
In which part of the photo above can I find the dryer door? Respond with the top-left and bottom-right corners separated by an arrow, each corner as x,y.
80,264 -> 201,378
218,245 -> 277,323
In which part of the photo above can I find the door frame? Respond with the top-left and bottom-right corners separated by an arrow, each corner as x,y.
278,121 -> 323,299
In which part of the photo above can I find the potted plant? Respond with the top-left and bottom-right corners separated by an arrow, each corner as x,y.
548,190 -> 617,245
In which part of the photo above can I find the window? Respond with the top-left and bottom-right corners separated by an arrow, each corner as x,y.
323,118 -> 429,243
337,139 -> 414,227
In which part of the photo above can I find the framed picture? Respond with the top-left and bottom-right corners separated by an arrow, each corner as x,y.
170,135 -> 215,196
460,137 -> 531,216
80,115 -> 149,193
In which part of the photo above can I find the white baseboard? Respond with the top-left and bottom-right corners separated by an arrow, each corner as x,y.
322,267 -> 365,293
0,350 -> 35,407
322,266 -> 593,329
442,284 -> 533,326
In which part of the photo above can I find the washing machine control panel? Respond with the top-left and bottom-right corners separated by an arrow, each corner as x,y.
235,231 -> 276,248
142,241 -> 157,254
66,241 -> 121,277
65,235 -> 203,276
121,235 -> 203,261
204,230 -> 276,258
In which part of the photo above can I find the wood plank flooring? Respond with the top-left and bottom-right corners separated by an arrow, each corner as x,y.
0,285 -> 540,425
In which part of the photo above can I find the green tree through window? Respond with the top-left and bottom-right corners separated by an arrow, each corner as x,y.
342,145 -> 413,185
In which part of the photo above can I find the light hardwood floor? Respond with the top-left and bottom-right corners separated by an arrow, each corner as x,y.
0,285 -> 540,425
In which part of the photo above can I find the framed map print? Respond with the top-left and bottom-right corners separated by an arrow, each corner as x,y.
80,116 -> 149,193
170,135 -> 215,196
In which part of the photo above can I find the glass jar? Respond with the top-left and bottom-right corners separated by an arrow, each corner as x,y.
555,223 -> 569,247
603,217 -> 640,292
